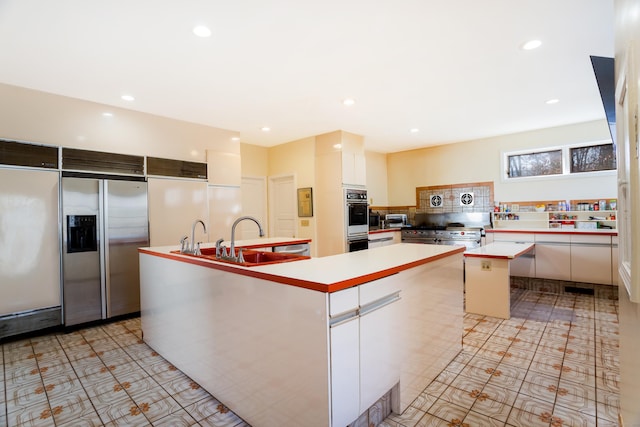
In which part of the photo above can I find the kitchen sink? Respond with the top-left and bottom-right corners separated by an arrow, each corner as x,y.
172,248 -> 309,267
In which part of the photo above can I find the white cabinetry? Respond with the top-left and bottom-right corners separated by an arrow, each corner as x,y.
570,234 -> 612,285
0,168 -> 61,316
358,276 -> 401,413
368,231 -> 397,248
534,234 -> 571,281
328,277 -> 401,423
148,178 -> 209,246
206,149 -> 241,186
492,233 -> 535,277
342,151 -> 366,186
329,288 -> 360,427
340,132 -> 366,187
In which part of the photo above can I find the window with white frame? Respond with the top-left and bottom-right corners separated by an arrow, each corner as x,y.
504,140 -> 616,180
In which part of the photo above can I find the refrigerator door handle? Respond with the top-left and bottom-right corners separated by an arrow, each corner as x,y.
100,180 -> 109,320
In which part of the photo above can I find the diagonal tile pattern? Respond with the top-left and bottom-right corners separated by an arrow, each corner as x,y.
379,286 -> 620,427
0,285 -> 619,427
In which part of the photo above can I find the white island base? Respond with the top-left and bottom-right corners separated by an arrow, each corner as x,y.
464,242 -> 535,319
139,242 -> 464,427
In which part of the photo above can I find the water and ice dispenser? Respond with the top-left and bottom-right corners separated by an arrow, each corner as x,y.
66,215 -> 97,253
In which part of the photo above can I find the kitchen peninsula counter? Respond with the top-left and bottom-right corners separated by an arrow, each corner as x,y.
139,242 -> 464,427
140,240 -> 462,293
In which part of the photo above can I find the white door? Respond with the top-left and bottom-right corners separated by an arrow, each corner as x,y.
269,175 -> 296,238
240,177 -> 267,239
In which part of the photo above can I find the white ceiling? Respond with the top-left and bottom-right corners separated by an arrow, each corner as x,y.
0,0 -> 614,153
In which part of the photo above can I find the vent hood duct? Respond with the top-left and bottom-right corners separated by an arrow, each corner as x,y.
590,56 -> 616,145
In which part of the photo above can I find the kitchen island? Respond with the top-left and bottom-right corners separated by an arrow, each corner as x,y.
139,240 -> 464,427
464,242 -> 535,319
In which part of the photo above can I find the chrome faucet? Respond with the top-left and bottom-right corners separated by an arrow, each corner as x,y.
179,235 -> 189,254
215,238 -> 227,258
228,216 -> 265,262
189,219 -> 207,254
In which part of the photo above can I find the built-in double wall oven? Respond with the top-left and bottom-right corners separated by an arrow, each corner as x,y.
344,188 -> 369,252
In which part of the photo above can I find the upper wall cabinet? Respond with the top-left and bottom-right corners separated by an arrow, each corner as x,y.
0,139 -> 58,169
341,132 -> 366,187
342,151 -> 366,187
207,149 -> 241,186
147,157 -> 207,180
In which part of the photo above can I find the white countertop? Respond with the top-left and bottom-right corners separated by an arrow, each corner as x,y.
140,240 -> 465,292
464,242 -> 535,259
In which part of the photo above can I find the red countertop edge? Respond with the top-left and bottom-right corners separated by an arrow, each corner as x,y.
224,239 -> 312,249
138,246 -> 465,294
464,243 -> 535,260
485,229 -> 617,236
368,228 -> 402,235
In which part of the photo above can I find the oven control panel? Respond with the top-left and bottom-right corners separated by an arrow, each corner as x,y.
345,189 -> 367,201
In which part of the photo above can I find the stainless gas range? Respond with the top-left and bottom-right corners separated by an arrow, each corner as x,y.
401,226 -> 482,249
401,212 -> 489,250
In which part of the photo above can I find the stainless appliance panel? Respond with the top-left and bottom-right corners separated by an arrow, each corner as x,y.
62,176 -> 148,326
347,235 -> 369,252
345,188 -> 368,237
105,180 -> 149,318
62,178 -> 103,326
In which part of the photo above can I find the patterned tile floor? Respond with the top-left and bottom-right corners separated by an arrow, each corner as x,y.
381,286 -> 620,427
0,286 -> 619,427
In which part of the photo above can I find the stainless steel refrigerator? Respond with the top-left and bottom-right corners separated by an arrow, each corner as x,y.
62,176 -> 149,326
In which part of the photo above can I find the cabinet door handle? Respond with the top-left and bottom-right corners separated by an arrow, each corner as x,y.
330,309 -> 359,327
359,292 -> 401,317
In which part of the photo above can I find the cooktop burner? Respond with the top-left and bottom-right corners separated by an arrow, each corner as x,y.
405,224 -> 446,231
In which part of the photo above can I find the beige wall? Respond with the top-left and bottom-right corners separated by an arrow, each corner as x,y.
240,143 -> 269,177
365,151 -> 388,206
615,0 -> 640,424
268,136 -> 316,187
0,83 -> 238,161
387,120 -> 616,206
267,137 -> 317,253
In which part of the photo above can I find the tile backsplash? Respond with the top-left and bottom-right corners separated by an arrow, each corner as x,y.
417,182 -> 494,214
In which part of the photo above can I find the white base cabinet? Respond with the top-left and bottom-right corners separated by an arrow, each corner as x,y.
487,231 -> 616,285
570,234 -> 612,285
141,249 -> 463,427
535,234 -> 571,281
368,231 -> 398,249
329,287 -> 360,427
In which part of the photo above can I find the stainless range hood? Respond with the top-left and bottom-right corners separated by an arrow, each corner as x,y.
590,55 -> 616,144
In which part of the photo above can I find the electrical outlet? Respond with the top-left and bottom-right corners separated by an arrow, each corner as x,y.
481,260 -> 492,271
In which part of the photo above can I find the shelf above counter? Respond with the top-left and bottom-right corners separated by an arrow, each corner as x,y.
491,210 -> 617,231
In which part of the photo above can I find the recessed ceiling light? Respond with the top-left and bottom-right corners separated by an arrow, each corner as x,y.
522,39 -> 542,50
342,98 -> 355,106
410,128 -> 419,133
231,136 -> 240,141
261,127 -> 271,132
545,98 -> 560,105
102,112 -> 113,117
333,144 -> 342,149
121,94 -> 135,102
193,25 -> 212,38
